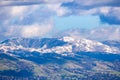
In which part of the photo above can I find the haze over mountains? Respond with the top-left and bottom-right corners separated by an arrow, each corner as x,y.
56,27 -> 120,41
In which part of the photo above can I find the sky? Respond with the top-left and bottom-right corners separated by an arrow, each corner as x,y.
54,15 -> 100,30
0,0 -> 120,41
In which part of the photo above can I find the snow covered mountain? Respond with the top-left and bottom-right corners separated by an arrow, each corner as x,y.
102,40 -> 120,49
0,36 -> 119,55
0,36 -> 120,80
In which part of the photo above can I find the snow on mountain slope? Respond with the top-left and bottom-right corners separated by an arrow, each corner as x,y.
61,36 -> 119,53
0,36 -> 119,55
0,38 -> 67,48
102,40 -> 120,48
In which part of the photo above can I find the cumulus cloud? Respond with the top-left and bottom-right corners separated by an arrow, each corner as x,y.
47,3 -> 69,16
10,6 -> 28,16
0,1 -> 71,40
1,0 -> 120,25
21,23 -> 53,38
3,22 -> 53,38
70,6 -> 120,24
0,0 -> 120,41
99,7 -> 120,24
61,0 -> 120,24
0,4 -> 55,40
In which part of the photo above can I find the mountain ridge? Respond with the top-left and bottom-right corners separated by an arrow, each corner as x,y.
0,36 -> 119,55
0,36 -> 120,80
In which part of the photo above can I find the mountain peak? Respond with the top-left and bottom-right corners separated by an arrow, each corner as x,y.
0,37 -> 119,55
61,36 -> 75,42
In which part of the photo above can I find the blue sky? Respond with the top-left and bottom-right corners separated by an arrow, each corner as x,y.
0,0 -> 120,40
54,15 -> 100,30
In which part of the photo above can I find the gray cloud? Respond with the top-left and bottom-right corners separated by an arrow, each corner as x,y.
62,0 -> 120,9
1,0 -> 120,8
61,0 -> 120,24
99,7 -> 120,25
0,0 -> 73,7
0,1 -> 44,6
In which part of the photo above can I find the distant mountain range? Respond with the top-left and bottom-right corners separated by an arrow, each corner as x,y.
0,36 -> 120,80
0,36 -> 120,54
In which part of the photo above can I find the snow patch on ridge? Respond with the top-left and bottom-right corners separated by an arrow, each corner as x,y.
0,36 -> 120,56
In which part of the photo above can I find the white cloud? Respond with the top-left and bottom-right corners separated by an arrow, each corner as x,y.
10,6 -> 28,16
57,25 -> 120,41
99,7 -> 110,15
21,23 -> 53,38
47,3 -> 69,16
3,22 -> 53,38
61,0 -> 120,24
0,0 -> 120,40
0,4 -> 54,40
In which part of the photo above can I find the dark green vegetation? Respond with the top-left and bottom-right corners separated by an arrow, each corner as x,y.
0,51 -> 120,80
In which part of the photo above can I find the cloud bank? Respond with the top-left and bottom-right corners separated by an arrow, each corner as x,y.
0,0 -> 120,40
0,4 -> 55,40
62,0 -> 120,24
55,26 -> 120,41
